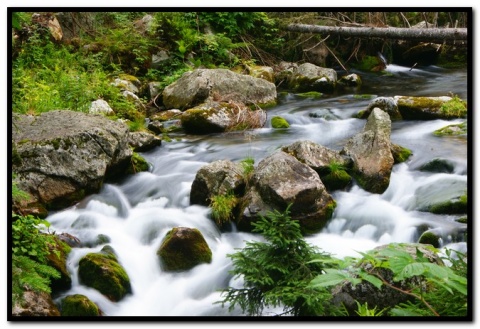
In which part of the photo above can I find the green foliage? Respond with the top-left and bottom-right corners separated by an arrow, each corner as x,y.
11,213 -> 61,305
12,174 -> 29,204
309,243 -> 468,316
439,95 -> 467,118
240,157 -> 255,177
12,255 -> 61,306
218,205 -> 340,316
210,192 -> 238,226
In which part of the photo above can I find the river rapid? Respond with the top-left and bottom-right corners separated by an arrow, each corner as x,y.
48,64 -> 469,316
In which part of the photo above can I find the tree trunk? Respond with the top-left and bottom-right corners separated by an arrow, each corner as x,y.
285,24 -> 468,44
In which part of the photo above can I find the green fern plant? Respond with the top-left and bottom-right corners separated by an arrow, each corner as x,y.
217,205 -> 342,316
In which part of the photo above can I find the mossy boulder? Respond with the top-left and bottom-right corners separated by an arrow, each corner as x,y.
271,116 -> 290,129
78,246 -> 132,302
411,176 -> 467,214
418,231 -> 441,248
394,95 -> 467,120
60,294 -> 102,316
180,101 -> 267,134
157,227 -> 212,272
288,62 -> 337,93
419,158 -> 455,173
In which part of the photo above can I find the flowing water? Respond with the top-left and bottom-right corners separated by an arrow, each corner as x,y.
48,65 -> 468,316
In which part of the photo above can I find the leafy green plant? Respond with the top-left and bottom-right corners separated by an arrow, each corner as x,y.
11,213 -> 61,305
210,192 -> 237,226
440,95 -> 467,118
217,205 -> 341,316
309,243 -> 468,316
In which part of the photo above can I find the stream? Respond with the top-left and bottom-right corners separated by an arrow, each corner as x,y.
47,64 -> 468,316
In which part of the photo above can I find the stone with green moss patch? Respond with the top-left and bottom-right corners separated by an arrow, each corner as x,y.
60,294 -> 101,316
429,194 -> 467,214
126,152 -> 149,174
271,116 -> 290,129
157,227 -> 212,272
418,231 -> 440,248
419,158 -> 455,173
321,169 -> 352,191
434,121 -> 467,136
78,248 -> 132,302
391,144 -> 412,164
395,95 -> 467,120
295,91 -> 323,99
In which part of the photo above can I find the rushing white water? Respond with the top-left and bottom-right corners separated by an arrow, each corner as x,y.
47,65 -> 468,316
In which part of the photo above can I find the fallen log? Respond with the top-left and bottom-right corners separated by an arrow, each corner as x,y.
285,24 -> 468,44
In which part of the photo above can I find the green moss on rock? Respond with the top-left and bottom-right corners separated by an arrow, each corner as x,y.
419,158 -> 455,173
434,121 -> 467,136
271,116 -> 290,129
391,144 -> 412,164
60,294 -> 101,316
78,249 -> 132,302
429,194 -> 467,214
126,152 -> 149,174
157,227 -> 212,272
295,91 -> 323,99
321,169 -> 352,191
418,231 -> 441,248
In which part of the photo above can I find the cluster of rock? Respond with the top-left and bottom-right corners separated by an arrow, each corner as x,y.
11,59 -> 468,317
190,107 -> 412,234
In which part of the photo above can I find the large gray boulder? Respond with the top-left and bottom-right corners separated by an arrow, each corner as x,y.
341,108 -> 394,194
180,101 -> 267,134
12,110 -> 133,212
288,62 -> 337,93
162,69 -> 277,110
240,151 -> 336,233
190,159 -> 246,206
282,140 -> 352,174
